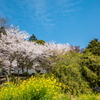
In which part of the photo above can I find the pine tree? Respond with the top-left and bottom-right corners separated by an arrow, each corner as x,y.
28,34 -> 37,42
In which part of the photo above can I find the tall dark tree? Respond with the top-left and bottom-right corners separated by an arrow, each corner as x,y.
0,16 -> 9,37
84,38 -> 100,56
0,26 -> 7,37
28,34 -> 37,42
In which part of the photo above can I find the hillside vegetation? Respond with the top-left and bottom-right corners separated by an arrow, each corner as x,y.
41,50 -> 100,96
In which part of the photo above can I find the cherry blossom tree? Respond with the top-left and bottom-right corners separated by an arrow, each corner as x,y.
0,25 -> 70,78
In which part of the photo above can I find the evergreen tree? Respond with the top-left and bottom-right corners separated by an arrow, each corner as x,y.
84,38 -> 100,56
28,34 -> 37,42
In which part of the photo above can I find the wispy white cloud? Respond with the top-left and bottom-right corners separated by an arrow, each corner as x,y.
23,0 -> 83,30
23,0 -> 55,32
0,0 -> 83,32
55,0 -> 83,14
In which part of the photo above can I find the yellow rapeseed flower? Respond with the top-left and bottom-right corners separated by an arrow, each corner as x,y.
59,83 -> 61,86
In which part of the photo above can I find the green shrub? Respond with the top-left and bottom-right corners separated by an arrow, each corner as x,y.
45,51 -> 100,96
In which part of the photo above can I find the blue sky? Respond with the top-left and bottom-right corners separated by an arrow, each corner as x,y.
0,0 -> 100,49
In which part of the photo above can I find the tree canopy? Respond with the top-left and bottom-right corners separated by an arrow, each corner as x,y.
84,38 -> 100,56
36,40 -> 45,45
